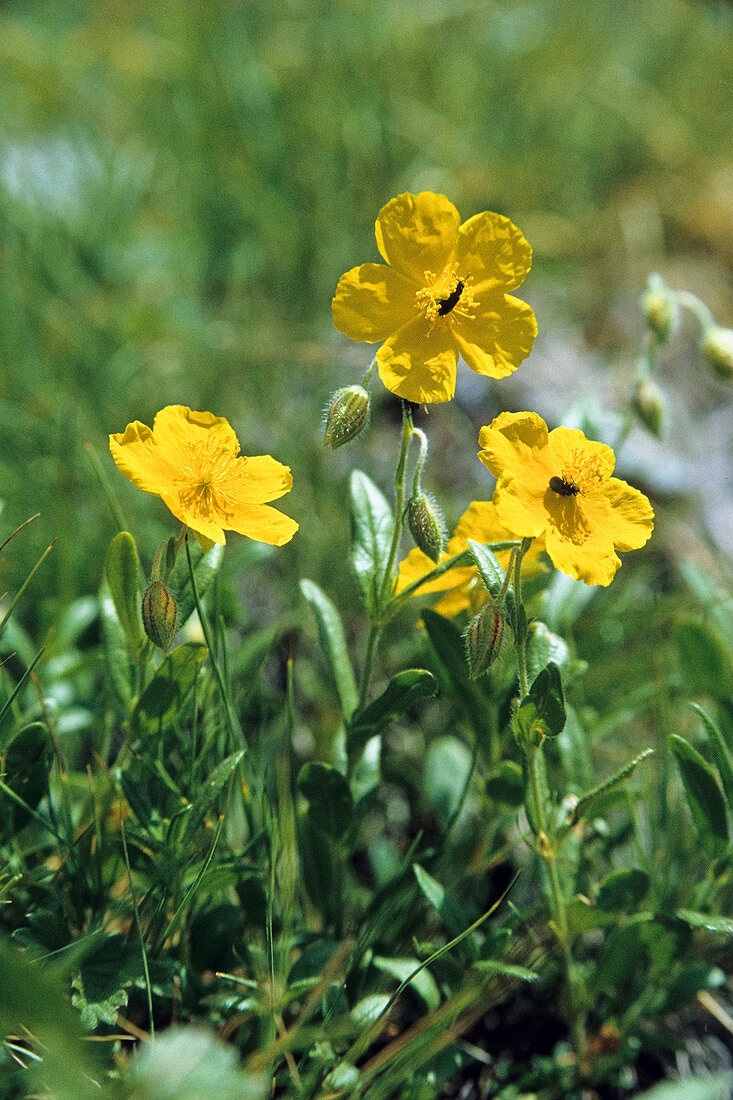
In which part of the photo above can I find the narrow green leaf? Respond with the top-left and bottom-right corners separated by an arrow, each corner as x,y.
676,909 -> 733,936
472,960 -> 538,981
690,703 -> 733,807
422,610 -> 491,741
298,761 -> 353,839
100,581 -> 134,708
670,734 -> 729,857
424,736 -> 474,821
130,643 -> 208,737
526,621 -> 571,682
347,669 -> 436,761
372,955 -> 440,1010
300,579 -> 358,719
349,470 -> 394,615
168,541 -> 225,628
105,532 -> 145,656
571,748 -> 654,824
183,751 -> 246,842
413,864 -> 474,957
0,723 -> 51,841
675,618 -> 733,699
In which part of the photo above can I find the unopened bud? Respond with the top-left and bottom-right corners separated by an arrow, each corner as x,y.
464,604 -> 505,679
641,274 -> 679,344
633,377 -> 664,437
405,491 -> 446,562
323,385 -> 370,448
141,581 -> 178,651
701,325 -> 733,380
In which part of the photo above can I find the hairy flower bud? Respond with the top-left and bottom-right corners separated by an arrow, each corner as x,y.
701,325 -> 733,381
405,491 -> 446,562
641,274 -> 679,344
633,377 -> 664,437
464,604 -> 505,679
142,581 -> 178,651
323,385 -> 370,448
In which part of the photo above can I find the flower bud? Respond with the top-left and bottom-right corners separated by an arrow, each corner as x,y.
464,604 -> 505,679
633,377 -> 664,437
641,274 -> 679,344
405,491 -> 446,562
141,581 -> 178,651
701,325 -> 733,380
323,385 -> 370,448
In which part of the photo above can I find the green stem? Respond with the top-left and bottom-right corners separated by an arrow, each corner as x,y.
513,538 -> 531,699
675,289 -> 714,331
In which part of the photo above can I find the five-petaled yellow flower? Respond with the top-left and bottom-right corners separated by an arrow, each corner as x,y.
109,405 -> 298,549
478,412 -> 654,587
332,191 -> 537,404
396,500 -> 546,616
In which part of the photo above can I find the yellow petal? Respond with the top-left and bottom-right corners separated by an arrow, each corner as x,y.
544,522 -> 620,587
227,455 -> 294,505
433,585 -> 474,617
603,477 -> 654,551
457,211 -> 533,292
453,292 -> 537,379
548,427 -> 616,483
375,192 -> 460,283
227,504 -> 299,546
478,412 -> 551,485
377,315 -> 457,403
109,420 -> 179,496
332,263 -> 415,342
153,405 -> 239,461
159,489 -> 227,545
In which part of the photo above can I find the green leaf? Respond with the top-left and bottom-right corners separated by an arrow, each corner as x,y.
100,580 -> 135,708
372,955 -> 440,1010
596,868 -> 650,911
0,723 -> 51,841
126,1026 -> 266,1100
675,617 -> 733,699
349,470 -> 394,615
413,864 -> 473,952
526,621 -> 571,682
298,761 -> 353,838
676,909 -> 733,936
183,750 -> 246,842
484,760 -> 525,806
570,748 -> 653,824
130,643 -> 208,737
690,703 -> 733,807
105,531 -> 145,657
670,734 -> 729,857
565,896 -> 619,936
423,735 -> 474,821
515,661 -> 566,741
300,579 -> 358,719
467,540 -> 506,596
659,964 -> 724,1014
634,1073 -> 733,1100
168,540 -> 225,628
347,669 -> 436,761
472,960 -> 538,981
422,610 -> 491,742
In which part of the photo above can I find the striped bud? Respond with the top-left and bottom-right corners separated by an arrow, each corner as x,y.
464,604 -> 505,679
633,377 -> 664,437
641,274 -> 679,344
323,385 -> 370,448
141,581 -> 178,651
701,325 -> 733,381
405,491 -> 446,562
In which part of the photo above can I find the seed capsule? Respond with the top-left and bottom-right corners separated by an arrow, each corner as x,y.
633,377 -> 665,437
141,581 -> 178,652
641,274 -> 680,344
323,385 -> 371,448
405,491 -> 446,562
464,604 -> 506,679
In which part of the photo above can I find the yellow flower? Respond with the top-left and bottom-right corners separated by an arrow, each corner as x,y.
478,412 -> 654,587
109,405 -> 298,548
396,500 -> 544,616
332,191 -> 537,404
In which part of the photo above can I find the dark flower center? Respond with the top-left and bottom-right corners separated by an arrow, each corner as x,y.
549,475 -> 580,497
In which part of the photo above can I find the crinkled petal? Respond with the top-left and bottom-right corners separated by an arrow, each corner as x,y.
109,420 -> 179,497
377,315 -> 457,403
603,477 -> 655,551
226,503 -> 299,546
332,263 -> 415,342
224,455 -> 294,505
548,427 -> 616,482
457,211 -> 533,292
396,547 -> 472,595
478,412 -> 552,501
375,192 -> 460,283
153,405 -> 239,462
544,521 -> 620,587
453,292 -> 537,379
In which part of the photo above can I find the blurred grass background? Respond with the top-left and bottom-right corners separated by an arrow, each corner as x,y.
0,0 -> 731,623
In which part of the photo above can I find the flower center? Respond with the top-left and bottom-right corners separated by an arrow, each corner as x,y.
178,438 -> 241,521
414,264 -> 476,326
549,475 -> 579,497
549,448 -> 606,499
